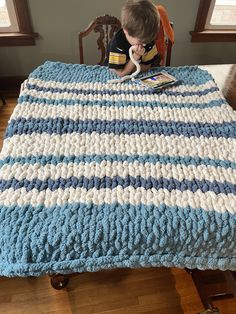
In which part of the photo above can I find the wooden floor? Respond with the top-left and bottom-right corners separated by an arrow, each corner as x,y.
0,96 -> 236,314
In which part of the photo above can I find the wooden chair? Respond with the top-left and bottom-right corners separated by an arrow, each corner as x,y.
165,22 -> 174,66
79,14 -> 173,66
79,14 -> 121,65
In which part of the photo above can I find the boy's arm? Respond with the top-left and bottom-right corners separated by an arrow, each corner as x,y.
112,59 -> 136,77
114,62 -> 151,77
113,59 -> 151,77
140,64 -> 151,72
112,45 -> 145,77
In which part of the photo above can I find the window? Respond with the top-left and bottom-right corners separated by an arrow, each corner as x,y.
191,0 -> 236,42
0,0 -> 38,46
0,0 -> 19,32
206,0 -> 236,29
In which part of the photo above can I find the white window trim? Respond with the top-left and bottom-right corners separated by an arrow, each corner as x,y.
0,0 -> 19,32
205,0 -> 236,30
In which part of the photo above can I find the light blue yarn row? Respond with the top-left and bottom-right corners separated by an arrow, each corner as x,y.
0,202 -> 235,276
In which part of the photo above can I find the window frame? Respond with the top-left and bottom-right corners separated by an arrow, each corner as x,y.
0,0 -> 38,46
190,0 -> 236,42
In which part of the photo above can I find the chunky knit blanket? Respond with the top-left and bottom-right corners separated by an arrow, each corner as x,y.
0,61 -> 236,277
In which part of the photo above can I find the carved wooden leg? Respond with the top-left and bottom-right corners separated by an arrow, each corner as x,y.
191,269 -> 217,311
49,274 -> 69,290
224,271 -> 236,298
185,269 -> 221,313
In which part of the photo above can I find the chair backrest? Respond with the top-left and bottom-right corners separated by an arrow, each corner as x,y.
79,14 -> 121,65
79,14 -> 173,66
165,22 -> 174,66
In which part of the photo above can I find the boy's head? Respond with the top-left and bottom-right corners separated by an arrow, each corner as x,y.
121,0 -> 160,45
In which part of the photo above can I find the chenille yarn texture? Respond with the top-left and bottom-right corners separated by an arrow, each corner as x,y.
0,61 -> 236,277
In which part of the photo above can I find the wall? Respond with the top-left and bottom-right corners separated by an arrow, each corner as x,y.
0,0 -> 235,76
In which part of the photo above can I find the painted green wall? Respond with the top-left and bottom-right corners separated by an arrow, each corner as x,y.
0,0 -> 235,76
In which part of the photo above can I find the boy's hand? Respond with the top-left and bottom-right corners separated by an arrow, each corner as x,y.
132,44 -> 145,60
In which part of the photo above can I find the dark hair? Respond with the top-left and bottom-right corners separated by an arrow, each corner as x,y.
121,0 -> 160,43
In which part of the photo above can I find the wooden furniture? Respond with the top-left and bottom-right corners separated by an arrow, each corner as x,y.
186,269 -> 236,313
165,22 -> 174,66
1,64 -> 235,314
79,14 -> 121,65
0,94 -> 5,105
78,14 -> 173,66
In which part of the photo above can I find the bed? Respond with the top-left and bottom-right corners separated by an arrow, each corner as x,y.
0,61 -> 236,283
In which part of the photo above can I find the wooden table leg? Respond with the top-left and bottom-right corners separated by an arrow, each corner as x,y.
185,269 -> 236,313
49,274 -> 70,290
49,272 -> 82,290
224,271 -> 236,298
0,93 -> 6,105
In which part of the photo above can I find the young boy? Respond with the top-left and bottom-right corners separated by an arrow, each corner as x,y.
107,0 -> 160,77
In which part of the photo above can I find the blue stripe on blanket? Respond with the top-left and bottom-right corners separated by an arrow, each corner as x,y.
1,176 -> 235,195
18,95 -> 226,109
25,83 -> 219,98
6,118 -> 236,139
1,154 -> 236,170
